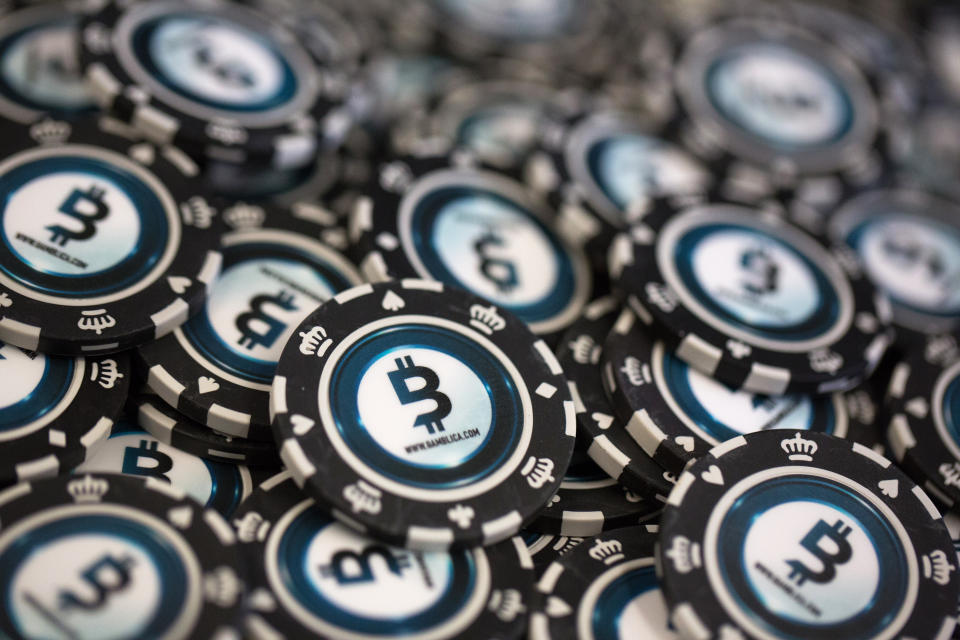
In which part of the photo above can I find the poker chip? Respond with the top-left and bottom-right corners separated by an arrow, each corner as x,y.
271,279 -> 576,550
136,394 -> 281,467
888,334 -> 960,509
0,1 -> 98,123
523,531 -> 586,575
0,342 -> 129,487
602,307 -> 884,474
79,0 -> 351,169
0,116 -> 223,355
75,418 -> 253,516
608,193 -> 893,395
348,146 -> 593,342
137,200 -> 362,440
524,445 -> 662,537
828,187 -> 960,345
233,471 -> 536,639
525,110 -> 713,269
0,472 -> 246,639
529,525 -> 672,640
555,296 -> 677,496
658,430 -> 959,640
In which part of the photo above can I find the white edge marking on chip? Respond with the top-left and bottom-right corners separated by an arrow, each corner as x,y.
261,470 -> 292,491
887,363 -> 909,399
675,334 -> 721,376
359,252 -> 390,283
349,196 -> 373,242
161,145 -> 199,177
710,435 -> 747,458
80,342 -> 120,353
925,481 -> 954,508
0,481 -> 31,508
334,283 -> 373,304
528,613 -> 550,640
852,442 -> 890,468
589,436 -> 628,476
586,296 -> 619,319
269,375 -> 287,420
613,308 -> 635,334
886,414 -> 914,461
563,511 -> 603,537
567,381 -> 584,413
331,509 -> 368,535
208,404 -> 251,437
245,615 -> 283,640
539,562 -> 564,592
562,400 -> 576,437
85,63 -> 121,104
149,365 -> 186,408
82,418 -> 113,449
483,511 -> 523,546
864,334 -> 889,369
626,295 -> 654,325
151,298 -> 190,339
668,472 -> 695,507
198,251 -> 223,286
406,526 -> 454,551
602,361 -> 617,395
626,410 -> 665,457
280,440 -> 315,480
0,317 -> 40,351
274,134 -> 315,169
742,363 -> 789,396
205,510 -> 237,545
17,456 -> 58,482
132,104 -> 177,143
536,341 -> 563,375
935,616 -> 957,640
139,403 -> 175,441
511,536 -> 534,569
403,279 -> 443,292
672,602 -> 711,640
913,485 -> 943,520
207,448 -> 245,462
535,382 -> 557,399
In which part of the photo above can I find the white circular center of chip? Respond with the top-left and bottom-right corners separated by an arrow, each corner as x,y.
433,194 -> 559,307
356,347 -> 493,467
10,532 -> 162,639
3,20 -> 91,109
149,17 -> 286,106
742,500 -> 879,625
207,258 -> 336,364
3,171 -> 141,275
858,216 -> 960,314
304,522 -> 452,618
441,0 -> 573,38
615,589 -> 677,639
710,43 -> 848,148
0,344 -> 46,411
691,229 -> 820,328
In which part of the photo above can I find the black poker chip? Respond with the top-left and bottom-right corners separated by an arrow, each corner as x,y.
0,116 -> 223,355
137,200 -> 362,440
828,187 -> 960,346
348,145 -> 593,343
0,1 -> 99,123
76,418 -> 253,517
79,0 -> 351,169
523,531 -> 587,576
609,192 -> 893,395
529,525 -> 668,640
136,394 -> 281,468
0,472 -> 246,638
271,279 -> 576,550
233,471 -> 536,639
658,431 -> 959,639
0,342 -> 129,487
888,334 -> 960,509
602,307 -> 884,474
523,445 -> 662,537
555,296 -> 677,497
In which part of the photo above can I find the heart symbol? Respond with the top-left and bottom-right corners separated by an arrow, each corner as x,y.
0,292 -> 10,308
676,436 -> 695,452
906,397 -> 928,419
290,414 -> 315,435
701,465 -> 723,485
130,142 -> 155,165
168,505 -> 194,529
878,479 -> 899,498
168,276 -> 191,294
197,376 -> 219,393
545,596 -> 572,617
592,412 -> 614,430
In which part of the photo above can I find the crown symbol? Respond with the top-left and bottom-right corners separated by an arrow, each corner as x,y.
488,589 -> 525,622
588,538 -> 625,565
569,334 -> 600,365
30,119 -> 71,145
809,349 -> 843,374
844,390 -> 875,424
343,480 -> 382,515
664,535 -> 701,574
923,549 -> 957,586
233,511 -> 271,543
927,334 -> 960,367
298,326 -> 333,358
521,456 -> 556,489
68,475 -> 109,503
379,161 -> 414,193
469,304 -> 506,335
206,121 -> 248,146
223,202 -> 266,230
781,433 -> 817,462
90,358 -> 124,389
620,356 -> 647,387
180,196 -> 216,229
204,566 -> 243,607
77,309 -> 116,335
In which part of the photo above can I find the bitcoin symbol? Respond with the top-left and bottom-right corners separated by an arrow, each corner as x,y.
474,230 -> 518,294
122,440 -> 173,482
48,184 -> 109,246
387,355 -> 452,435
319,545 -> 411,585
786,519 -> 853,586
740,246 -> 779,296
235,290 -> 297,350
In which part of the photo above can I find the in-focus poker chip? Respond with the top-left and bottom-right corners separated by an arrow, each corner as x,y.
349,147 -> 592,342
529,525 -> 673,640
0,341 -> 129,487
80,0 -> 350,169
233,471 -> 536,639
136,394 -> 281,468
138,201 -> 362,440
0,1 -> 98,123
0,116 -> 222,355
828,187 -> 960,344
524,445 -> 662,537
888,334 -> 960,509
271,279 -> 576,550
609,194 -> 892,395
602,307 -> 883,474
76,418 -> 253,517
0,472 -> 246,639
556,296 -> 677,497
526,110 -> 713,269
523,531 -> 586,576
658,431 -> 959,640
